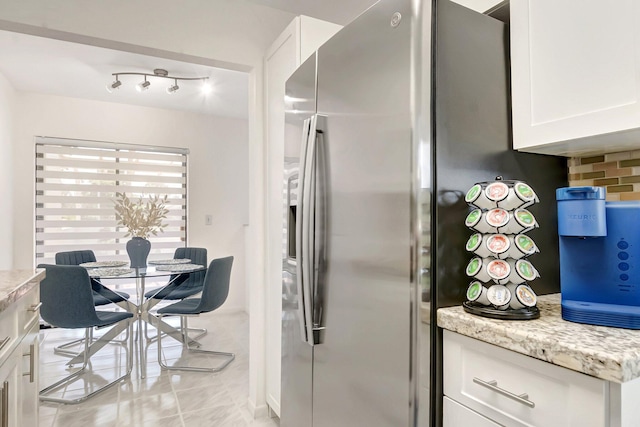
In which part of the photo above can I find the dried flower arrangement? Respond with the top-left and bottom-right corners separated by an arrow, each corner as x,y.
114,192 -> 169,239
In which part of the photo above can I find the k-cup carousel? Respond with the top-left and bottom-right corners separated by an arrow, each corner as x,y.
463,177 -> 541,320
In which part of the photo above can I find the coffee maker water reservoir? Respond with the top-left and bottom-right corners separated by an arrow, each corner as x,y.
557,187 -> 640,329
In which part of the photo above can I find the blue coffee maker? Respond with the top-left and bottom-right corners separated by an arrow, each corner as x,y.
557,187 -> 640,329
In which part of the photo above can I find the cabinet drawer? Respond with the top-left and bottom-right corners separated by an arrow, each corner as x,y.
443,330 -> 606,427
15,283 -> 40,333
444,397 -> 500,427
0,303 -> 17,364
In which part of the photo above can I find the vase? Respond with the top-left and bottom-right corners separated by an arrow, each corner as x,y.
126,237 -> 151,268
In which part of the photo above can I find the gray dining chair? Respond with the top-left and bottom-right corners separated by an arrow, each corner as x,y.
55,250 -> 131,305
155,256 -> 235,373
38,264 -> 134,404
54,250 -> 131,356
145,247 -> 208,340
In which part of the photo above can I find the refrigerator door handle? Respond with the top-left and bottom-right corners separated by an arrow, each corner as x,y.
311,115 -> 328,345
302,114 -> 319,346
296,117 -> 312,345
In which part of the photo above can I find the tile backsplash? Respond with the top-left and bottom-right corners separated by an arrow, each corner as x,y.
568,149 -> 640,201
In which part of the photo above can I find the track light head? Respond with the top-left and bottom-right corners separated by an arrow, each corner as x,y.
201,81 -> 213,95
106,79 -> 121,93
166,79 -> 179,94
136,78 -> 150,92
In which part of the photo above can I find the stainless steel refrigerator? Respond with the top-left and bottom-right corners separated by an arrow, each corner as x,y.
281,1 -> 568,426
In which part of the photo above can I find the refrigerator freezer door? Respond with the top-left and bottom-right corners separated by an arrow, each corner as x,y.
281,53 -> 318,427
313,0 -> 412,425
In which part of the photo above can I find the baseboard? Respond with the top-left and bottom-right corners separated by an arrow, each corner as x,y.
247,397 -> 269,419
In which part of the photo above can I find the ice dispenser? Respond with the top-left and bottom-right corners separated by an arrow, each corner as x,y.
557,187 -> 640,329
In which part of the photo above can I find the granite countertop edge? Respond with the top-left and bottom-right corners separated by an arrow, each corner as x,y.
0,270 -> 45,314
437,294 -> 640,384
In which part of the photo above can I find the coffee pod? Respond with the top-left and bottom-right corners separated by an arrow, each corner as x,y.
466,281 -> 490,305
485,181 -> 510,207
465,184 -> 494,210
512,182 -> 539,209
465,257 -> 492,283
485,234 -> 511,259
487,284 -> 511,310
500,208 -> 539,234
505,234 -> 539,259
467,208 -> 510,234
465,209 -> 483,231
506,284 -> 538,309
465,233 -> 487,257
486,259 -> 511,285
506,259 -> 539,285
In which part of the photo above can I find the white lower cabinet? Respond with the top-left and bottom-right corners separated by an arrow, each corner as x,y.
443,330 -> 615,427
0,281 -> 41,427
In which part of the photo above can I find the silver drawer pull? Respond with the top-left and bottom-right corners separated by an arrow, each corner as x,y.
473,377 -> 535,408
0,337 -> 9,353
27,303 -> 42,312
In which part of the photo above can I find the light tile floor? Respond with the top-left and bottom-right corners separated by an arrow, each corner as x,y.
38,311 -> 280,427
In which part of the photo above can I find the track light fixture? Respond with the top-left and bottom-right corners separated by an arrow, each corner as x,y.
136,76 -> 150,92
108,69 -> 210,94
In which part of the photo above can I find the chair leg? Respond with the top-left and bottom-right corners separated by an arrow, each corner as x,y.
156,314 -> 234,373
54,322 -> 130,357
40,320 -> 134,404
145,315 -> 207,343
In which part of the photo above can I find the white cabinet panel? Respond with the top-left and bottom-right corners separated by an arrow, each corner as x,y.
510,0 -> 640,156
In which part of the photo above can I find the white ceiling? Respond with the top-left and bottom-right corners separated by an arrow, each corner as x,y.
0,0 -> 379,120
0,30 -> 250,118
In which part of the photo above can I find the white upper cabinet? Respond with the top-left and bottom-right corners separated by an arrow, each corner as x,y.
510,0 -> 640,156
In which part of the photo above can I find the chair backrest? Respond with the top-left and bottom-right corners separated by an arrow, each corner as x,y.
196,256 -> 234,313
55,250 -> 97,265
173,247 -> 207,289
37,264 -> 103,329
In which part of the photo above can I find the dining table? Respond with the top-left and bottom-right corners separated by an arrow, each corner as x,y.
68,260 -> 207,379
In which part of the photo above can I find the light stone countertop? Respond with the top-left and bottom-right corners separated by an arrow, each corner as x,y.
0,269 -> 44,314
437,293 -> 640,384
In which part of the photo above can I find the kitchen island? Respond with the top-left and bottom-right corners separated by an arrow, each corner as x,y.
438,293 -> 640,427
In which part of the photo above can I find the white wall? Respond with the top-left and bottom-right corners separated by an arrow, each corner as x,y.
12,92 -> 249,311
0,72 -> 14,269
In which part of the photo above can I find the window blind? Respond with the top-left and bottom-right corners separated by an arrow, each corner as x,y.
35,138 -> 188,264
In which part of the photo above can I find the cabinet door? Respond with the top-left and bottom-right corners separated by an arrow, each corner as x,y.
20,321 -> 38,427
510,0 -> 640,155
0,347 -> 21,427
443,397 -> 500,427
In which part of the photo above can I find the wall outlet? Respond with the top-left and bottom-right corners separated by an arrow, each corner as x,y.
205,214 -> 213,226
